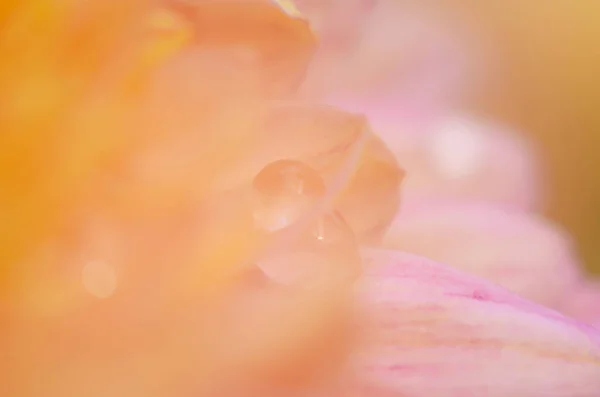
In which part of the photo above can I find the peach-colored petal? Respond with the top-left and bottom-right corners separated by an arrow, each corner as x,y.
335,131 -> 404,243
211,103 -> 403,243
295,0 -> 375,50
382,202 -> 581,308
171,0 -> 316,97
351,249 -> 600,397
213,103 -> 366,191
562,280 -> 600,329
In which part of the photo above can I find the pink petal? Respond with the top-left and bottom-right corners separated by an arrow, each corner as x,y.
172,0 -> 317,98
381,202 -> 581,308
351,249 -> 600,397
562,280 -> 600,329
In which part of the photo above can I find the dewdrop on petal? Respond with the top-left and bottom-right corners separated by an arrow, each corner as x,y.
257,210 -> 361,288
252,159 -> 326,232
252,159 -> 360,286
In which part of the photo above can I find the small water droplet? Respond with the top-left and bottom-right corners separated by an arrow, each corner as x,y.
251,160 -> 361,287
310,211 -> 356,246
252,159 -> 326,232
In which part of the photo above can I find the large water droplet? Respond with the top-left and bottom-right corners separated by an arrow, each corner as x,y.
258,210 -> 361,288
252,159 -> 326,232
251,159 -> 361,287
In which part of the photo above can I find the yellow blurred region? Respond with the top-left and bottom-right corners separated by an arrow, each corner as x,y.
0,0 -> 259,311
129,7 -> 193,93
175,0 -> 316,97
0,0 -> 147,295
0,2 -> 352,395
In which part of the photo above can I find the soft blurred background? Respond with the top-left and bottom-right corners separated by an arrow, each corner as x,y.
3,1 -> 600,395
443,0 -> 600,272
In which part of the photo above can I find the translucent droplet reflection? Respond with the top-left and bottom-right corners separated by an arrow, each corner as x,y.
82,260 -> 117,299
267,210 -> 360,288
311,211 -> 355,246
252,159 -> 326,232
251,158 -> 360,287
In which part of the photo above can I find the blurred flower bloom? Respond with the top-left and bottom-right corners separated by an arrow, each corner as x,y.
305,2 -> 539,209
383,115 -> 543,210
300,0 -> 599,334
2,1 -> 600,397
303,1 -> 481,114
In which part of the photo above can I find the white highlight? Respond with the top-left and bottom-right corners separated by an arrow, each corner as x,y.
429,118 -> 486,180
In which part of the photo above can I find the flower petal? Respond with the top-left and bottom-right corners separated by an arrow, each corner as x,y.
335,131 -> 404,243
171,0 -> 316,97
562,280 -> 600,329
382,202 -> 581,308
351,249 -> 600,397
306,1 -> 477,108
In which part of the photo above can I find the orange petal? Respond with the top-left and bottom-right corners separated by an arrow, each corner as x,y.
336,131 -> 404,243
171,0 -> 316,97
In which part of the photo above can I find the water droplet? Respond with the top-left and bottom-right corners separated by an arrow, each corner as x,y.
82,260 -> 117,299
251,160 -> 361,287
311,211 -> 356,246
259,211 -> 361,288
252,159 -> 326,232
